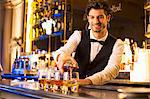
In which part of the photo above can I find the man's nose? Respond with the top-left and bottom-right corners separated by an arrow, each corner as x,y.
94,17 -> 100,23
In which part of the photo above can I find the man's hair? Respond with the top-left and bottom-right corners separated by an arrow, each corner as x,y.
85,1 -> 112,16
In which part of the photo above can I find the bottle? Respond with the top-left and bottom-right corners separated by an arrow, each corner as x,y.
53,67 -> 63,91
130,39 -> 135,70
57,18 -> 62,31
124,38 -> 132,70
58,2 -> 62,11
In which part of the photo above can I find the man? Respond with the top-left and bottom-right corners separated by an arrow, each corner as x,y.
53,1 -> 124,85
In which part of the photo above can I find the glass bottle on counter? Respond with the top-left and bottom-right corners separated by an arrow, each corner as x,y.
37,51 -> 49,90
130,40 -> 138,70
120,38 -> 132,71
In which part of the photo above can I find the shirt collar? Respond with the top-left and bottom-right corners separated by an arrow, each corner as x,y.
90,29 -> 108,42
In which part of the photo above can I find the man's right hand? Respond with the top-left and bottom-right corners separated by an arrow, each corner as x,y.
57,53 -> 78,73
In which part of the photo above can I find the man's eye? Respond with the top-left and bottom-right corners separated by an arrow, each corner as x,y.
89,16 -> 94,19
98,16 -> 104,19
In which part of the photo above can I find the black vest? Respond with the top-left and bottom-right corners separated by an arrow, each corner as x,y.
74,30 -> 117,79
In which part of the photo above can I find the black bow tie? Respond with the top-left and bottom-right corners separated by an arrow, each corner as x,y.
90,39 -> 105,45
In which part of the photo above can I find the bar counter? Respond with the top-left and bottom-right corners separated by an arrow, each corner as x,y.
0,79 -> 150,99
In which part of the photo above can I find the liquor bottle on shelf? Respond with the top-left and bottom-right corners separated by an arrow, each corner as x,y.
61,0 -> 65,9
58,2 -> 62,11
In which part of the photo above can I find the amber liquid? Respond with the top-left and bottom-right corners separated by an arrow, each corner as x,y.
63,80 -> 79,92
39,79 -> 47,90
39,79 -> 79,93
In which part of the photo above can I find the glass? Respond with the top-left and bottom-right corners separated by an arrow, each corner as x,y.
71,72 -> 79,80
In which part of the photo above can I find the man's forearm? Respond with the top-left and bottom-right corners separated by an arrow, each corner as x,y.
78,79 -> 93,86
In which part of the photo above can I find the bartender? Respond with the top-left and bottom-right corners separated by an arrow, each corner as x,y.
53,1 -> 124,85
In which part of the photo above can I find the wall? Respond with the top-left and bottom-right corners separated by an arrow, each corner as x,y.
0,0 -> 6,70
0,0 -> 24,73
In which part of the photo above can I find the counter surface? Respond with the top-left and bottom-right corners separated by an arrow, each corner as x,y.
0,79 -> 150,99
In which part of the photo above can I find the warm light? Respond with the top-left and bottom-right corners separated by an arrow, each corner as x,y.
145,24 -> 150,38
130,48 -> 150,82
145,32 -> 150,38
26,0 -> 33,52
144,3 -> 150,10
120,38 -> 132,70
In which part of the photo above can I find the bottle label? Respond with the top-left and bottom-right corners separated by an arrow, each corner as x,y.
54,71 -> 60,80
63,72 -> 69,80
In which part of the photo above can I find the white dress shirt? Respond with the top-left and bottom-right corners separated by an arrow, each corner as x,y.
53,30 -> 124,85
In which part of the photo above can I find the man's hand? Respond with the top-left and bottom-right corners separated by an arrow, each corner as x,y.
57,53 -> 78,73
77,79 -> 92,86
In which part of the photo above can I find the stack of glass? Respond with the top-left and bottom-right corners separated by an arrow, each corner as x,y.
38,60 -> 79,94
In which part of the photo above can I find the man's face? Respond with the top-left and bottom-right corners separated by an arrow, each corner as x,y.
87,8 -> 110,34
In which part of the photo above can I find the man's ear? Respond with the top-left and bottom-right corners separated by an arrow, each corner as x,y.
107,14 -> 111,22
87,16 -> 89,22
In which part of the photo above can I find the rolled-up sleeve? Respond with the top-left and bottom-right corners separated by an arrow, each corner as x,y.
86,39 -> 124,85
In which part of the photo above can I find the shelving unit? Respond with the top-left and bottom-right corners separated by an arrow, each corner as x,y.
144,2 -> 150,38
144,1 -> 150,48
24,0 -> 72,53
